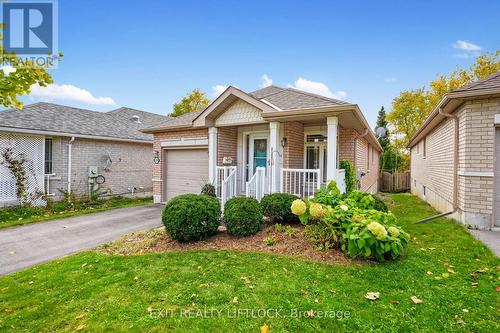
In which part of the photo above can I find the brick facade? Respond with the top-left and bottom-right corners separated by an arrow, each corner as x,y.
411,97 -> 500,229
283,122 -> 304,168
355,135 -> 379,193
45,137 -> 153,200
339,127 -> 357,164
217,127 -> 238,166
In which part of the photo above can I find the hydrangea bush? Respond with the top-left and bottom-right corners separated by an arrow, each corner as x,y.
292,181 -> 410,261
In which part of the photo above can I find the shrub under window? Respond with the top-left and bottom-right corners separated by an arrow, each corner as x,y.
162,194 -> 220,242
260,193 -> 300,224
224,197 -> 263,236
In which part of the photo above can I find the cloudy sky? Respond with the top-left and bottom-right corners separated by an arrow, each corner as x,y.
17,0 -> 500,126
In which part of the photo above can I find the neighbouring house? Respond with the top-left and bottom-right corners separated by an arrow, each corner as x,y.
0,102 -> 166,206
142,86 -> 381,206
408,71 -> 500,230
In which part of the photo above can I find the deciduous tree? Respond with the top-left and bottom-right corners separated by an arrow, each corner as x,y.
171,89 -> 210,117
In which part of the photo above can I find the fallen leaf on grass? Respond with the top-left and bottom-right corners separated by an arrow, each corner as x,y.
81,263 -> 87,268
462,308 -> 469,313
230,297 -> 238,304
75,324 -> 86,331
365,292 -> 380,301
410,296 -> 423,304
426,271 -> 433,275
496,286 -> 500,292
133,276 -> 139,281
390,300 -> 399,305
75,313 -> 86,319
260,323 -> 269,333
447,268 -> 456,274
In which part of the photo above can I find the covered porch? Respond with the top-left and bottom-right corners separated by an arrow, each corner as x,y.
210,113 -> 361,206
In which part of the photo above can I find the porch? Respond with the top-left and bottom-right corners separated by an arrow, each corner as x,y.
211,116 -> 349,208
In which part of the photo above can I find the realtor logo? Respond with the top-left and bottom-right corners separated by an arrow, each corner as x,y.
1,0 -> 57,55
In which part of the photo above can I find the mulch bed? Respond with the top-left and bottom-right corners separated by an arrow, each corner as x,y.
99,223 -> 352,265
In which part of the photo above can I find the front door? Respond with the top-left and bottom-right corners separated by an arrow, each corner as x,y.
246,133 -> 270,192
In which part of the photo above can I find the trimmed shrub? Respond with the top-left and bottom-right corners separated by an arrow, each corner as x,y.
260,193 -> 300,224
224,197 -> 263,236
162,194 -> 220,242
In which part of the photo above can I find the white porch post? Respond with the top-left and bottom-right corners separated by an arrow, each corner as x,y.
269,121 -> 281,193
208,127 -> 218,184
326,116 -> 338,182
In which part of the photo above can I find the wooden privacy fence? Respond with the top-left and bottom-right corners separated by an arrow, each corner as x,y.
379,171 -> 410,192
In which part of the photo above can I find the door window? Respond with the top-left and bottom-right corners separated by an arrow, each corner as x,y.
253,138 -> 267,173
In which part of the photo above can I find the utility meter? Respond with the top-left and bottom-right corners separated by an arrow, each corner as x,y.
88,166 -> 98,178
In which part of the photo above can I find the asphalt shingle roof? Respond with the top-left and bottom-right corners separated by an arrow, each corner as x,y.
0,102 -> 167,141
452,71 -> 500,93
145,85 -> 349,130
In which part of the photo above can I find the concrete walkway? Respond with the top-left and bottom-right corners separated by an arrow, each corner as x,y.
0,204 -> 163,275
469,229 -> 500,256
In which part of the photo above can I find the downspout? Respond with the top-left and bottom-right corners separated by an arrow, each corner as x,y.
416,108 -> 458,224
67,137 -> 75,194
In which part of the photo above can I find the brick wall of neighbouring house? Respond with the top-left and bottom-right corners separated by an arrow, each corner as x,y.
283,122 -> 304,168
217,127 -> 237,166
68,138 -> 153,197
411,97 -> 500,229
339,127 -> 357,164
355,135 -> 379,193
152,129 -> 208,202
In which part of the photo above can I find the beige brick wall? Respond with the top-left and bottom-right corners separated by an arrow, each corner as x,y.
283,122 -> 304,168
411,97 -> 500,229
152,129 -> 208,201
217,127 -> 237,166
71,138 -> 152,196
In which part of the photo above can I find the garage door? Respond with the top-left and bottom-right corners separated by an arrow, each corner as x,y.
495,128 -> 500,227
163,148 -> 209,202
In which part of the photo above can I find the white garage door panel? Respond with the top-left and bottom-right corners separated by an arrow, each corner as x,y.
164,149 -> 208,201
495,128 -> 500,227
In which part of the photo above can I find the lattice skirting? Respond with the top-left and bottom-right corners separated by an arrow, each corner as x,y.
0,132 -> 45,206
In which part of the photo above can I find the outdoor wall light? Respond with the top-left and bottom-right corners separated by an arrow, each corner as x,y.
153,150 -> 160,164
281,137 -> 288,148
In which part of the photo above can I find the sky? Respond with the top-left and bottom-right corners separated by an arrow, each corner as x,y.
16,0 -> 500,126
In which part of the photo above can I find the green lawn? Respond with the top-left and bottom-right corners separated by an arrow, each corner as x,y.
0,196 -> 153,229
0,194 -> 498,332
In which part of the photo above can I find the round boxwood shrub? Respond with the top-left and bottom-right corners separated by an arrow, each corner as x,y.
162,194 -> 220,242
260,193 -> 300,224
224,197 -> 263,236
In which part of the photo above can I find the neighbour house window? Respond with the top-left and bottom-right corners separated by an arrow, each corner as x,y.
44,138 -> 53,174
423,185 -> 426,197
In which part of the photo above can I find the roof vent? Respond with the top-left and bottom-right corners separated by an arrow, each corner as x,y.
131,115 -> 141,123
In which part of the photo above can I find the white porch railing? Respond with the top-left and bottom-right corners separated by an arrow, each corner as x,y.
216,166 -> 237,212
281,168 -> 321,198
246,166 -> 266,201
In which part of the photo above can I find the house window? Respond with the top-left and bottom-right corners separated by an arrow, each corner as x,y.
306,134 -> 327,143
44,138 -> 53,174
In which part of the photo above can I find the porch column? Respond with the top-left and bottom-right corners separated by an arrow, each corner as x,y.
208,127 -> 218,184
326,116 -> 338,182
269,121 -> 281,193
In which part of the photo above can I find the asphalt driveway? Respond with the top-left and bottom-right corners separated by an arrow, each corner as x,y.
0,204 -> 163,275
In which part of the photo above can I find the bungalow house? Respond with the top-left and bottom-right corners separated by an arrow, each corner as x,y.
142,86 -> 381,205
0,102 -> 165,206
408,71 -> 500,230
